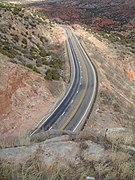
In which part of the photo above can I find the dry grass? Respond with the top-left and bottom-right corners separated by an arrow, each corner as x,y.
0,129 -> 135,180
0,150 -> 135,180
0,135 -> 31,149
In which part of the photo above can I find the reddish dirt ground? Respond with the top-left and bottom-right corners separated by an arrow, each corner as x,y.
0,55 -> 58,144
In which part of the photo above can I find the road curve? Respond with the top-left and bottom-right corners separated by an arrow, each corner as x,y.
30,27 -> 97,136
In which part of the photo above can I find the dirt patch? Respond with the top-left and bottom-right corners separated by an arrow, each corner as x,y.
0,56 -> 60,144
74,25 -> 135,133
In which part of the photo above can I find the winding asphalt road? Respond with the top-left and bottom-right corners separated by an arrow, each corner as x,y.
30,27 -> 97,136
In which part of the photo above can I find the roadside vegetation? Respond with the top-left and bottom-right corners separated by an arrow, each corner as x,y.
0,129 -> 135,180
81,27 -> 135,132
0,2 -> 62,81
0,158 -> 134,180
0,2 -> 134,180
88,29 -> 135,54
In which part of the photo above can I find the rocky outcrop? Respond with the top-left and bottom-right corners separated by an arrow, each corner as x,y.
1,133 -> 134,179
0,135 -> 108,167
0,136 -> 80,166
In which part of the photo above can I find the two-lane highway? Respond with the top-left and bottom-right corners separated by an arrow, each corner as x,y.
30,27 -> 97,136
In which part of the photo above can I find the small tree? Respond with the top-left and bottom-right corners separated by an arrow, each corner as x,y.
45,69 -> 53,80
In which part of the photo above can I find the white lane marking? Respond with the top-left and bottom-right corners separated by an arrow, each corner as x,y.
30,31 -> 76,136
61,111 -> 65,117
73,32 -> 97,132
49,126 -> 52,130
80,82 -> 82,86
81,76 -> 83,79
70,99 -> 74,104
76,90 -> 79,94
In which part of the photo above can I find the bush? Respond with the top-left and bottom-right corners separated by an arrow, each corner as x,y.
30,54 -> 38,60
12,35 -> 19,42
26,64 -> 33,69
40,36 -> 48,43
30,47 -> 38,53
45,69 -> 60,80
0,2 -> 22,15
0,47 -> 19,58
45,69 -> 53,80
52,69 -> 60,80
39,47 -> 47,57
12,7 -> 22,15
33,67 -> 40,73
36,59 -> 42,67
42,59 -> 50,66
22,38 -> 27,45
50,59 -> 62,69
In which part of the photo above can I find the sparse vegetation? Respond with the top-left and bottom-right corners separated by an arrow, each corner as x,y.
50,59 -> 62,69
22,38 -> 27,45
92,30 -> 135,53
12,35 -> 19,42
39,47 -> 47,57
0,46 -> 19,58
26,63 -> 33,69
45,69 -> 60,80
0,1 -> 134,180
33,66 -> 40,73
0,1 -> 63,79
0,131 -> 135,180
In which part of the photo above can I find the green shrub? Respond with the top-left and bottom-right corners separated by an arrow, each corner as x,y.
26,64 -> 33,69
0,2 -> 22,14
50,59 -> 62,69
130,49 -> 135,54
0,47 -> 19,58
22,38 -> 27,45
12,35 -> 19,42
45,69 -> 53,80
40,36 -> 48,43
33,66 -> 40,73
30,54 -> 38,60
52,69 -> 60,80
36,59 -> 42,67
42,59 -> 50,66
12,7 -> 22,15
39,47 -> 47,57
45,69 -> 60,80
30,47 -> 38,53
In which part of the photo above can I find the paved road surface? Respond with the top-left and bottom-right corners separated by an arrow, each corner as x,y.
30,27 -> 97,135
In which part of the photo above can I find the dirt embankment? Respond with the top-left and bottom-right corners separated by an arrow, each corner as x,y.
73,25 -> 135,133
0,2 -> 68,145
0,56 -> 60,144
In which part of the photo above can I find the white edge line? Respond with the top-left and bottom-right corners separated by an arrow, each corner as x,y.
61,111 -> 65,116
30,29 -> 76,136
73,33 -> 97,132
49,126 -> 52,130
70,99 -> 74,104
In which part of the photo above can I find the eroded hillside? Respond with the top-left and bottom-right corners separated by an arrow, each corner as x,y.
72,25 -> 135,134
0,2 -> 68,145
15,0 -> 134,55
0,1 -> 135,179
